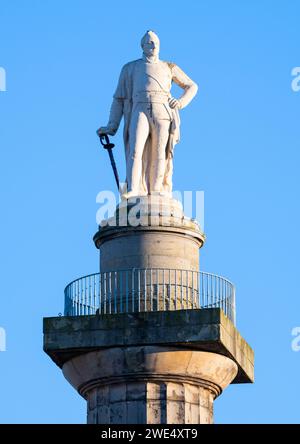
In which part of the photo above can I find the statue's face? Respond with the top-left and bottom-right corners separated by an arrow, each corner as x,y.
142,33 -> 160,58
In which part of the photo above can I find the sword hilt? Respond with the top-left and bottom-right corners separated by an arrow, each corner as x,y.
99,134 -> 115,150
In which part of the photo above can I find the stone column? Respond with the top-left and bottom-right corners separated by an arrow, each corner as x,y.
43,195 -> 254,424
62,346 -> 238,424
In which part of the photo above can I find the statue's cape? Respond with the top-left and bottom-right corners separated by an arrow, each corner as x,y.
114,59 -> 180,195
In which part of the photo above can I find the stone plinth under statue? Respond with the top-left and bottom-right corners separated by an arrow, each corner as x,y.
93,196 -> 204,311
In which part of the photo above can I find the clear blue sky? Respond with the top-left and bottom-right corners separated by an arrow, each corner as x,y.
0,0 -> 300,424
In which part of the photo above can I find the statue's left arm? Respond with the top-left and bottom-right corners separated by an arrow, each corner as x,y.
170,64 -> 198,109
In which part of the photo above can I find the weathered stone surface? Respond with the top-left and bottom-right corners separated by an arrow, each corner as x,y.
61,347 -> 237,424
43,308 -> 253,423
94,220 -> 205,273
43,308 -> 254,383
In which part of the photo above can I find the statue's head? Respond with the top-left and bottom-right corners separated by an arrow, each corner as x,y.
141,30 -> 160,58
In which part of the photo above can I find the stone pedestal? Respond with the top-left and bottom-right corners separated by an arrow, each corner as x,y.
93,196 -> 205,311
94,197 -> 205,273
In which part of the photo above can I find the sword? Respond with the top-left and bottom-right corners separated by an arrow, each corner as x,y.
98,134 -> 120,192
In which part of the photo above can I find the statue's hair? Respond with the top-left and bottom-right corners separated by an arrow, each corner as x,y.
140,30 -> 160,48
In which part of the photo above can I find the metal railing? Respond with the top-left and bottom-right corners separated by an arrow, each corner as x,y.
64,269 -> 236,324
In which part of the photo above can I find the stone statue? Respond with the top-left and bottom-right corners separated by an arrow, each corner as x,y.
97,30 -> 198,199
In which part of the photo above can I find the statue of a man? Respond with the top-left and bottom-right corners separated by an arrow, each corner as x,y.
98,30 -> 198,199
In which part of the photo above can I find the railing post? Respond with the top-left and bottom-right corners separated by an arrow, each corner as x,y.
144,269 -> 147,312
125,270 -> 129,312
131,268 -> 135,313
150,269 -> 153,311
120,270 -> 123,314
114,271 -> 117,314
138,269 -> 141,312
104,273 -> 107,314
